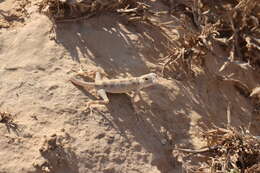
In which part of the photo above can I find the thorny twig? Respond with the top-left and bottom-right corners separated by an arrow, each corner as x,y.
0,111 -> 20,135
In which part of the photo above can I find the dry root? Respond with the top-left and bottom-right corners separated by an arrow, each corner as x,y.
0,0 -> 29,28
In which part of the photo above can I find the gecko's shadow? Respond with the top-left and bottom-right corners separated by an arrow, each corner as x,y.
101,77 -> 250,172
102,83 -> 193,172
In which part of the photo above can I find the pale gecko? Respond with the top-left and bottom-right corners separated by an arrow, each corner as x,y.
70,71 -> 158,111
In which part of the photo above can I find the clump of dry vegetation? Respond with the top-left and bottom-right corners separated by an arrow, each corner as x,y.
161,0 -> 260,78
0,0 -> 29,28
174,126 -> 260,173
38,0 -> 151,22
159,1 -> 260,172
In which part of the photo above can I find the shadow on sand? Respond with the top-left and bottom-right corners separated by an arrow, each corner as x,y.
53,12 -> 253,173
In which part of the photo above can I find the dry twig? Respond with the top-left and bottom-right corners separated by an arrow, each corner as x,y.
0,111 -> 20,134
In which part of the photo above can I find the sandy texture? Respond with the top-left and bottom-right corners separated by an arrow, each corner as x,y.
0,1 -> 259,173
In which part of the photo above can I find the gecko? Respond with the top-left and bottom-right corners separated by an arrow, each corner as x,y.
70,71 -> 158,111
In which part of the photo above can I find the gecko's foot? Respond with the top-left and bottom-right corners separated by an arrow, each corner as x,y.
134,110 -> 146,123
131,104 -> 142,121
80,102 -> 91,112
134,112 -> 141,122
130,95 -> 143,121
131,101 -> 147,122
85,101 -> 108,115
82,101 -> 95,116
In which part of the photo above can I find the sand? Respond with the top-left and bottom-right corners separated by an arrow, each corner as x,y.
0,1 -> 259,173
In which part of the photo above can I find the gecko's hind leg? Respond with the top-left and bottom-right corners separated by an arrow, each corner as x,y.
83,73 -> 109,114
85,88 -> 110,114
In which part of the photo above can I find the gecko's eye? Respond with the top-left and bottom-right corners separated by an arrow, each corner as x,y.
144,78 -> 149,81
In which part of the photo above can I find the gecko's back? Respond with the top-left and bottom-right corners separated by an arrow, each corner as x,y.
96,77 -> 143,93
71,73 -> 157,94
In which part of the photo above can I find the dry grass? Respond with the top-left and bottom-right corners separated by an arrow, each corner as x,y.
38,0 -> 260,73
38,0 -> 150,23
163,2 -> 260,171
0,0 -> 29,28
161,0 -> 260,78
174,126 -> 260,173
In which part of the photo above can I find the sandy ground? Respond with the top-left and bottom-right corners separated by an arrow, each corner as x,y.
0,1 -> 259,173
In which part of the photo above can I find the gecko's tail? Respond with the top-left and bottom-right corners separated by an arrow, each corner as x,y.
70,77 -> 95,88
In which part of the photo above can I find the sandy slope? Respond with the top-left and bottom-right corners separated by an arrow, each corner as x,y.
0,1 -> 259,173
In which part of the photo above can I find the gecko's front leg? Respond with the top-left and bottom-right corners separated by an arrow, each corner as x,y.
85,89 -> 109,114
129,90 -> 143,116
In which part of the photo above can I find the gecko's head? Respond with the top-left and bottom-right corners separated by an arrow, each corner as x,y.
140,73 -> 158,87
